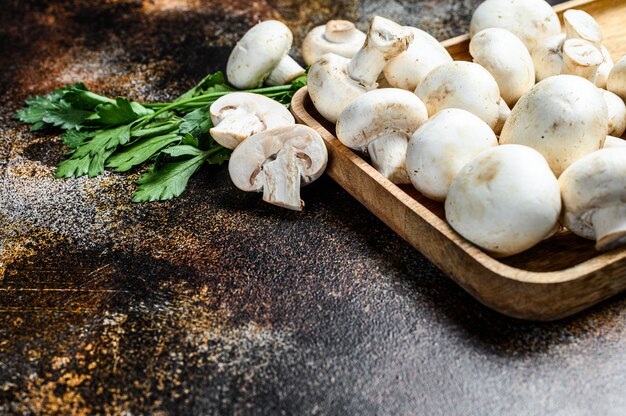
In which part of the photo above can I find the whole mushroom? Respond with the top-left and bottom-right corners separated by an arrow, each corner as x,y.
226,20 -> 305,89
445,144 -> 561,257
602,89 -> 626,138
415,61 -> 501,129
560,148 -> 626,251
561,38 -> 604,82
406,108 -> 498,202
499,75 -> 608,176
308,16 -> 413,123
469,0 -> 561,53
383,27 -> 453,91
469,28 -> 535,107
209,92 -> 295,150
301,20 -> 366,66
228,125 -> 328,211
531,34 -> 566,82
607,56 -> 626,101
335,88 -> 428,184
603,136 -> 626,148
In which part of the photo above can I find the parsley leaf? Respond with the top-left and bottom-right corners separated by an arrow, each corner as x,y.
106,133 -> 181,172
95,97 -> 152,127
179,108 -> 212,138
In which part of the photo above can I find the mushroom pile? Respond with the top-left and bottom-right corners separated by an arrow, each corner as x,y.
213,2 -> 626,255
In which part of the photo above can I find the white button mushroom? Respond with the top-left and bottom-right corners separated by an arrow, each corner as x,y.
602,89 -> 626,138
415,61 -> 501,129
531,34 -> 565,82
445,145 -> 561,257
228,125 -> 328,211
226,20 -> 305,89
595,45 -> 614,89
607,56 -> 626,101
406,108 -> 498,202
563,9 -> 602,49
469,0 -> 561,53
561,38 -> 604,82
307,16 -> 413,123
559,148 -> 626,251
301,20 -> 366,66
493,99 -> 511,136
383,27 -> 453,92
335,88 -> 428,184
603,136 -> 626,148
469,28 -> 535,107
499,75 -> 608,176
209,92 -> 295,150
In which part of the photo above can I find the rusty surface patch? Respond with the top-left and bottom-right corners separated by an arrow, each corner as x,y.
2,0 -> 626,415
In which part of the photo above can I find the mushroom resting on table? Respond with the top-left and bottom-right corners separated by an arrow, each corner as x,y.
226,20 -> 305,89
209,92 -> 295,150
560,148 -> 626,251
307,16 -> 413,123
301,20 -> 366,66
335,88 -> 428,184
406,108 -> 498,202
228,125 -> 328,211
445,145 -> 561,257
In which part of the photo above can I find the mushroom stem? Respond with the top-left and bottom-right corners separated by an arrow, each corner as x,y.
562,39 -> 603,82
324,20 -> 359,43
367,133 -> 410,184
261,146 -> 304,211
564,9 -> 602,49
592,205 -> 626,251
266,55 -> 306,86
347,17 -> 412,89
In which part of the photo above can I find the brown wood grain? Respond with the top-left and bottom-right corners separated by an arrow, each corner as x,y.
291,0 -> 626,321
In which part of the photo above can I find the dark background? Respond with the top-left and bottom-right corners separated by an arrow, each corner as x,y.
2,0 -> 625,415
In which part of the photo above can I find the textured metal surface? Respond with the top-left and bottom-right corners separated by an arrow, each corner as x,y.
1,0 -> 625,415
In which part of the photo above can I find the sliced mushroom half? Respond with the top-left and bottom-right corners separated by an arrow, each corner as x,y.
228,125 -> 328,211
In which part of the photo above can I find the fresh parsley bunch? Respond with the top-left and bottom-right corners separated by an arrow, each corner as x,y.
14,72 -> 307,202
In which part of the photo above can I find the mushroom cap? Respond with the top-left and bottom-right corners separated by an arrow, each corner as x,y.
595,45 -> 614,89
607,55 -> 626,101
559,148 -> 626,243
493,99 -> 511,136
307,53 -> 365,123
301,20 -> 366,66
445,144 -> 561,257
604,136 -> 626,148
499,75 -> 608,176
335,88 -> 428,151
602,89 -> 626,138
469,0 -> 561,52
383,27 -> 453,91
209,92 -> 295,150
415,61 -> 501,129
228,125 -> 327,192
469,28 -> 535,107
226,20 -> 294,89
531,33 -> 566,82
406,108 -> 498,202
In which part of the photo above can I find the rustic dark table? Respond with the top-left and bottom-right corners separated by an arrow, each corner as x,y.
1,0 -> 625,415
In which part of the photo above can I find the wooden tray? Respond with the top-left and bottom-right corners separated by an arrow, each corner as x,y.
291,0 -> 626,321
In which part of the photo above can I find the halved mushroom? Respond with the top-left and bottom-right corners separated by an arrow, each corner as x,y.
469,0 -> 561,53
602,89 -> 626,138
335,88 -> 428,184
406,108 -> 498,202
415,61 -> 501,129
383,27 -> 453,91
607,56 -> 626,101
301,20 -> 366,66
500,75 -> 608,176
226,20 -> 305,89
228,125 -> 328,211
209,92 -> 295,149
445,144 -> 561,257
469,28 -> 534,107
307,16 -> 413,123
560,148 -> 626,251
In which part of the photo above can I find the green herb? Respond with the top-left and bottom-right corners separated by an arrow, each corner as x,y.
14,72 -> 306,201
